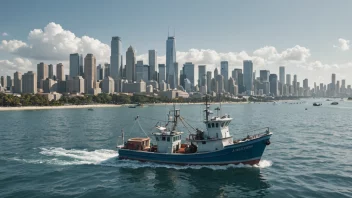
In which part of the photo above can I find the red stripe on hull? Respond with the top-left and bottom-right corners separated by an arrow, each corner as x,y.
118,157 -> 261,166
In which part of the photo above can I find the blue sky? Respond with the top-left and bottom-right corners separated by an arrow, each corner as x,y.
1,0 -> 352,85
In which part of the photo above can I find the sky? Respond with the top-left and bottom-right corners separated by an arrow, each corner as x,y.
1,0 -> 352,86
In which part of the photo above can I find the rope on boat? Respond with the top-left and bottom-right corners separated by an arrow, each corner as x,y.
136,118 -> 150,138
180,116 -> 197,132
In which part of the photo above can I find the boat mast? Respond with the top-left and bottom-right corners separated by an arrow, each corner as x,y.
205,95 -> 209,122
171,103 -> 178,132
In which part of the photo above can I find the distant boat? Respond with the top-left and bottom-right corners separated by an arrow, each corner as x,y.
128,105 -> 137,108
331,102 -> 338,105
313,102 -> 322,106
88,108 -> 94,111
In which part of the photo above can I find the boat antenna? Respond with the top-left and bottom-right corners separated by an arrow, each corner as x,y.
205,94 -> 209,121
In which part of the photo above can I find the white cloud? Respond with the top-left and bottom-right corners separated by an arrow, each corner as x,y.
0,22 -> 110,63
2,32 -> 8,36
333,38 -> 350,51
0,58 -> 33,74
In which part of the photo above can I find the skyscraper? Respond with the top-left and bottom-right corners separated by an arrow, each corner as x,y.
126,46 -> 136,82
174,62 -> 179,87
303,78 -> 308,89
220,61 -> 229,80
48,64 -> 54,79
198,65 -> 206,86
6,76 -> 11,90
13,72 -> 22,93
22,71 -> 37,94
207,71 -> 212,93
331,73 -> 336,96
214,68 -> 219,77
84,54 -> 97,94
183,62 -> 195,87
148,50 -> 158,81
279,66 -> 285,84
293,74 -> 297,95
158,64 -> 166,83
269,74 -> 278,96
286,74 -> 291,86
243,60 -> 253,94
0,76 -> 6,89
166,36 -> 176,88
259,70 -> 270,82
70,53 -> 80,78
111,36 -> 122,80
37,62 -> 48,89
79,54 -> 84,76
135,60 -> 144,82
97,64 -> 105,81
56,63 -> 65,81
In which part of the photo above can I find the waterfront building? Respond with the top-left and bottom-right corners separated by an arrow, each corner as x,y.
110,36 -> 122,80
243,60 -> 253,94
259,70 -> 270,82
37,62 -> 48,89
22,71 -> 37,94
198,65 -> 206,87
221,61 -> 229,91
79,54 -> 84,76
56,63 -> 64,81
102,76 -> 115,94
159,80 -> 167,91
148,50 -> 158,81
136,60 -> 144,82
0,76 -> 6,89
158,64 -> 166,83
279,66 -> 285,84
97,64 -> 105,81
184,78 -> 192,92
84,54 -> 98,94
269,74 -> 278,96
286,74 -> 291,86
126,46 -> 136,82
43,78 -> 57,93
183,62 -> 195,87
73,76 -> 85,94
124,80 -> 146,93
13,72 -> 22,93
70,53 -> 80,78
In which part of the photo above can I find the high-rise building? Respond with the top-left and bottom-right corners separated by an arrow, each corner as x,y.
336,80 -> 340,94
148,50 -> 158,81
84,54 -> 97,94
135,60 -> 144,82
286,74 -> 291,86
331,73 -> 336,96
37,62 -> 48,89
279,66 -> 285,84
6,76 -> 12,90
126,46 -> 136,82
198,65 -> 206,86
243,60 -> 253,94
102,76 -> 115,94
166,36 -> 176,88
303,78 -> 308,89
110,36 -> 122,80
13,72 -> 22,93
206,71 -> 212,93
214,67 -> 219,77
96,64 -> 105,81
269,74 -> 278,96
158,64 -> 166,83
73,76 -> 85,94
22,71 -> 37,94
69,53 -> 80,78
221,61 -> 229,80
0,76 -> 6,89
216,74 -> 224,93
56,63 -> 64,81
174,62 -> 179,87
259,70 -> 270,82
43,78 -> 57,93
293,74 -> 297,95
79,54 -> 84,76
142,65 -> 150,82
183,62 -> 195,87
48,64 -> 54,79
104,63 -> 110,78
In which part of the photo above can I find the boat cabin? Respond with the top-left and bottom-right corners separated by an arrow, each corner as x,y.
125,137 -> 151,151
153,132 -> 183,153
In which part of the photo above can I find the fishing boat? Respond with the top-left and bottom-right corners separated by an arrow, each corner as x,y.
117,96 -> 272,165
331,102 -> 338,105
313,102 -> 322,106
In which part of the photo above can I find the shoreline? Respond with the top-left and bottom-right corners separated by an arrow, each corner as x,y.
0,102 -> 250,111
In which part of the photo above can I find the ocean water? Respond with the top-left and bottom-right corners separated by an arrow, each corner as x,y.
0,99 -> 351,198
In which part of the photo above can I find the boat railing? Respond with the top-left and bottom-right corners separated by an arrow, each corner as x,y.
233,127 -> 271,143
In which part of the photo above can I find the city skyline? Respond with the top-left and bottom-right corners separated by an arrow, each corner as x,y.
2,1 -> 352,86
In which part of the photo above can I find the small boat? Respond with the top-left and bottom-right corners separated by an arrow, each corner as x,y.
331,102 -> 338,105
128,105 -> 137,108
313,102 -> 322,106
117,96 -> 272,166
88,108 -> 94,111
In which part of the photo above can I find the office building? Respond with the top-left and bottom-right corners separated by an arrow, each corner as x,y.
72,76 -> 85,93
37,62 -> 48,89
198,65 -> 206,86
124,80 -> 146,93
214,67 -> 219,77
158,64 -> 166,83
166,36 -> 176,88
84,54 -> 97,94
279,66 -> 285,84
48,64 -> 54,79
126,46 -> 136,82
22,71 -> 37,94
110,36 -> 122,80
221,61 -> 229,81
43,78 -> 57,93
174,62 -> 179,87
97,64 -> 105,81
102,76 -> 115,94
269,74 -> 278,96
259,70 -> 270,82
243,60 -> 253,94
148,50 -> 158,81
56,63 -> 64,81
6,76 -> 11,90
13,72 -> 22,93
183,62 -> 195,87
0,76 -> 6,89
136,60 -> 144,82
69,53 -> 80,78
286,74 -> 291,86
79,54 -> 84,76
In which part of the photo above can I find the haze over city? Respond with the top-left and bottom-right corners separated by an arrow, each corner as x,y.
1,1 -> 352,86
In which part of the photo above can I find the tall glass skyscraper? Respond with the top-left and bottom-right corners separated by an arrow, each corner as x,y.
148,50 -> 158,81
279,66 -> 285,84
166,36 -> 176,89
183,62 -> 195,88
110,36 -> 122,80
220,61 -> 229,80
69,53 -> 80,78
243,60 -> 253,94
198,65 -> 206,86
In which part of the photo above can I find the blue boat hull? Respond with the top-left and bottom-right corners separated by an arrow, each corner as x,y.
118,134 -> 271,165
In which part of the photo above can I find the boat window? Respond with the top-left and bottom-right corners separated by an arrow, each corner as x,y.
208,123 -> 211,128
216,123 -> 219,128
156,137 -> 159,141
167,137 -> 170,142
162,137 -> 166,141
